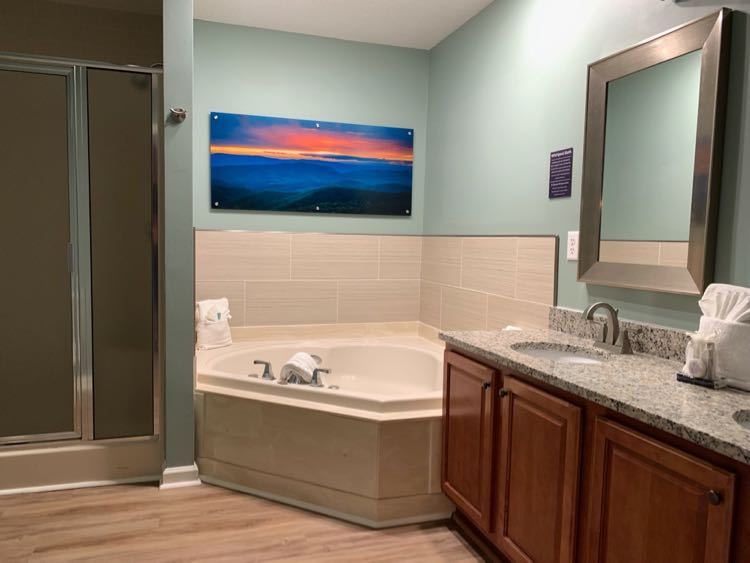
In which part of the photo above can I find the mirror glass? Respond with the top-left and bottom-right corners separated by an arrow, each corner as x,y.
598,50 -> 702,268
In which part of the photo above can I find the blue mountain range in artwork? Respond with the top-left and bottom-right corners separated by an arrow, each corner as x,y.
210,154 -> 413,215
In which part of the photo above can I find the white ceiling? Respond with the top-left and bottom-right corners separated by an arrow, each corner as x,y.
193,0 -> 494,50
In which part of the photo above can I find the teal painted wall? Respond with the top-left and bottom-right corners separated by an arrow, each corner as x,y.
192,20 -> 429,235
163,0 -> 194,469
424,1 -> 750,330
601,50 -> 701,242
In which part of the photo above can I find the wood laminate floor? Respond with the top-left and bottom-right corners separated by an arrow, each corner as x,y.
0,483 -> 480,562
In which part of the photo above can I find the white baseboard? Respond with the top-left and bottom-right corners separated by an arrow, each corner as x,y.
0,475 -> 160,496
160,463 -> 201,490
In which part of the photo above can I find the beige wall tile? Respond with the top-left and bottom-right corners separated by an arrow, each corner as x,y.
338,280 -> 420,323
419,281 -> 442,328
291,234 -> 378,280
195,231 -> 291,281
659,242 -> 689,267
196,281 -> 245,326
421,237 -> 461,285
233,322 -> 420,342
515,237 -> 556,305
441,286 -> 487,330
461,237 -> 517,296
487,295 -> 550,330
599,240 -> 660,266
245,281 -> 337,326
379,236 -> 422,279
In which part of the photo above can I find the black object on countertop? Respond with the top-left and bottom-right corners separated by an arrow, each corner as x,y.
676,372 -> 722,389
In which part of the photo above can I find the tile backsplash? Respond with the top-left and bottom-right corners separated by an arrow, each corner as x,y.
420,236 -> 557,331
195,231 -> 557,331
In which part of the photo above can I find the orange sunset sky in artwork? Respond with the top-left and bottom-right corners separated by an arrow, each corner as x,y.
210,114 -> 413,164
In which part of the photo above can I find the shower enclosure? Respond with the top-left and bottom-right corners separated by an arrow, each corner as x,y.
0,54 -> 162,446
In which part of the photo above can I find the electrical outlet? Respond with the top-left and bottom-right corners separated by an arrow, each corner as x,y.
567,231 -> 579,261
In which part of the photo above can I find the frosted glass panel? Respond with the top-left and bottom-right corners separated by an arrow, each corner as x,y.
0,69 -> 76,440
88,69 -> 154,439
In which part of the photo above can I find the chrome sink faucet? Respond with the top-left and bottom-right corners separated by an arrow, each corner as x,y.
582,302 -> 632,354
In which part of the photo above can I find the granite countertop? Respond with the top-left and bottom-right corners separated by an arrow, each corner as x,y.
440,328 -> 750,465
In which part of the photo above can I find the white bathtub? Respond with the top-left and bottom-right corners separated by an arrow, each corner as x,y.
196,335 -> 444,420
195,334 -> 452,527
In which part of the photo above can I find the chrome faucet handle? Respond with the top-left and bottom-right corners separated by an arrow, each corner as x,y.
310,368 -> 330,388
253,360 -> 275,380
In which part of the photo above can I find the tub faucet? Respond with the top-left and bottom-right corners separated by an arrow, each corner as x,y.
310,368 -> 330,388
253,360 -> 275,380
582,302 -> 632,354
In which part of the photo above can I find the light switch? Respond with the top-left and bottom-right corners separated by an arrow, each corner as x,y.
567,231 -> 579,261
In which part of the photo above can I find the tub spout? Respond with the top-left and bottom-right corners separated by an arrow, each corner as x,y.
253,360 -> 275,380
311,368 -> 330,388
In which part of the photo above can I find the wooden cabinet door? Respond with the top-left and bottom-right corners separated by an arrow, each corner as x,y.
494,375 -> 582,563
586,418 -> 735,563
442,351 -> 496,532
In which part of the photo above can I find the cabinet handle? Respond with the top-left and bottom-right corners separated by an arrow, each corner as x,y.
482,381 -> 491,390
708,490 -> 722,505
499,388 -> 509,398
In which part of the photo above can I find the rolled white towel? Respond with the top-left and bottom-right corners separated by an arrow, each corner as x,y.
280,352 -> 320,384
683,358 -> 707,379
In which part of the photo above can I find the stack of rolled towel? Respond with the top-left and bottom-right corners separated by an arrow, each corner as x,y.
681,283 -> 750,390
280,352 -> 321,384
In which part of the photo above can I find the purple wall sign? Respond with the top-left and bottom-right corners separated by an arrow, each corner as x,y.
549,148 -> 573,199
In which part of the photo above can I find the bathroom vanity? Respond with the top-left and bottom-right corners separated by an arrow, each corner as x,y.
440,328 -> 750,563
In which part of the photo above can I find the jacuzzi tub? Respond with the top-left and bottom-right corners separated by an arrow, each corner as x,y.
196,335 -> 444,420
194,334 -> 453,528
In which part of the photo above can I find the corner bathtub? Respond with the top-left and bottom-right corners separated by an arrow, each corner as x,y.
194,335 -> 453,528
196,336 -> 444,420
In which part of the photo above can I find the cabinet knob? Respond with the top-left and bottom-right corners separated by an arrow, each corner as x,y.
708,490 -> 722,505
482,381 -> 491,390
499,388 -> 509,398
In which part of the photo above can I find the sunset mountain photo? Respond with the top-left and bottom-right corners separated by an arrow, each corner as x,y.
209,112 -> 414,215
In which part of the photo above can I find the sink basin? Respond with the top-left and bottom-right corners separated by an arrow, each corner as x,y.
733,410 -> 750,431
512,343 -> 605,365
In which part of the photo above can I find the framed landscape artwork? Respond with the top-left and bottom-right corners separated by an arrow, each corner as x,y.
209,112 -> 414,215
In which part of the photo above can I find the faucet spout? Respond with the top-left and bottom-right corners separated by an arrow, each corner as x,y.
582,302 -> 620,346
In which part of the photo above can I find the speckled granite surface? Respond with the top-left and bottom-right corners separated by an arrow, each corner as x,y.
549,306 -> 691,362
440,328 -> 750,465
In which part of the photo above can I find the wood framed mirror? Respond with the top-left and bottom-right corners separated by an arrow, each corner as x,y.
578,9 -> 732,295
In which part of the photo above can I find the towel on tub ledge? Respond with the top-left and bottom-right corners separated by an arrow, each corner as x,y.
195,298 -> 232,350
280,352 -> 321,384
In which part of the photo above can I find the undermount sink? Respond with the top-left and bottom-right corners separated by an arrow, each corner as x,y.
512,343 -> 606,365
733,410 -> 750,431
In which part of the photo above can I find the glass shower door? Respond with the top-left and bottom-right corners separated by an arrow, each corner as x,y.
0,65 -> 80,443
